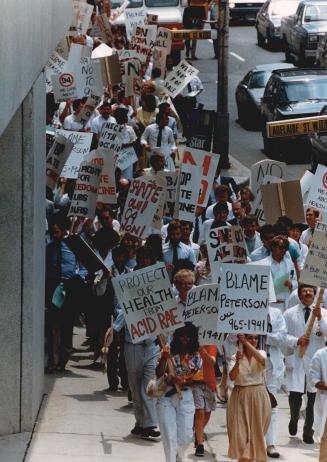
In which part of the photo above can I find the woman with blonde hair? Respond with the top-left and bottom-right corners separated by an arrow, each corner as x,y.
227,334 -> 271,462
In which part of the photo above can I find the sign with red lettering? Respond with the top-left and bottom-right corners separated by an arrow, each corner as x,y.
307,164 -> 327,213
120,177 -> 165,239
68,162 -> 102,219
178,148 -> 220,221
206,226 -> 247,283
112,262 -> 184,343
84,148 -> 117,204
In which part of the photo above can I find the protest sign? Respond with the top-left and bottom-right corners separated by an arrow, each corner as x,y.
58,130 -> 93,179
68,162 -> 102,219
178,148 -> 220,221
161,59 -> 199,99
301,170 -> 315,205
91,43 -> 114,58
84,148 -> 116,204
251,159 -> 286,226
98,54 -> 122,86
120,177 -> 165,239
51,71 -> 78,102
116,146 -> 138,172
96,14 -> 113,42
217,263 -> 270,334
158,171 -> 179,215
142,175 -> 166,231
75,93 -> 101,125
110,0 -> 129,22
301,222 -> 327,288
98,121 -> 124,153
156,27 -> 173,53
78,57 -> 104,97
45,51 -> 67,93
112,262 -> 184,343
261,180 -> 304,224
125,8 -> 146,40
130,25 -> 157,62
116,49 -> 139,60
306,164 -> 327,213
186,109 -> 215,152
206,226 -> 248,283
184,284 -> 220,345
75,2 -> 93,35
56,38 -> 70,60
146,13 -> 158,25
46,134 -> 74,190
123,58 -> 142,97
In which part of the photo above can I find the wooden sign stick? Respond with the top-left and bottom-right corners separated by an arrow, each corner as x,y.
299,287 -> 325,358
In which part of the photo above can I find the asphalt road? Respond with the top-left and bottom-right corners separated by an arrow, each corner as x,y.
191,23 -> 310,181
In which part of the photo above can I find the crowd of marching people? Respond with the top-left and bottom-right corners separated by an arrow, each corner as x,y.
44,2 -> 327,462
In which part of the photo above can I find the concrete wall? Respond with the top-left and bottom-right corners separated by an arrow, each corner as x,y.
0,1 -> 72,435
0,0 -> 73,136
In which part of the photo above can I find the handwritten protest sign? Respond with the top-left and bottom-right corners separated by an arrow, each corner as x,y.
120,177 -> 165,239
206,226 -> 248,283
184,284 -> 220,345
116,49 -> 139,60
45,51 -> 67,93
152,47 -> 168,79
217,263 -> 270,334
116,146 -> 138,172
58,130 -> 93,179
75,94 -> 101,126
142,175 -> 166,231
158,171 -> 179,215
68,162 -> 102,219
162,59 -> 199,99
46,134 -> 74,190
112,262 -> 184,343
301,170 -> 315,205
146,13 -> 158,25
306,164 -> 327,213
96,14 -> 112,42
84,148 -> 117,204
98,121 -> 124,153
123,59 -> 142,97
78,57 -> 104,97
125,8 -> 146,40
178,148 -> 220,221
300,222 -> 327,288
75,2 -> 93,35
251,159 -> 286,226
156,27 -> 173,53
130,25 -> 157,62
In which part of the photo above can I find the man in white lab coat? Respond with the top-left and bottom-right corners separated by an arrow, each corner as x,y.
284,284 -> 327,444
310,346 -> 327,461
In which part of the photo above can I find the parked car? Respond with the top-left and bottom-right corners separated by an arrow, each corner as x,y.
261,68 -> 327,160
235,63 -> 295,129
256,0 -> 300,49
316,32 -> 327,65
281,0 -> 327,65
229,0 -> 264,21
310,105 -> 327,169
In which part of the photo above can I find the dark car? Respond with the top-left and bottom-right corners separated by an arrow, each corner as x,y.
235,63 -> 294,129
256,0 -> 300,49
261,68 -> 327,160
310,105 -> 327,169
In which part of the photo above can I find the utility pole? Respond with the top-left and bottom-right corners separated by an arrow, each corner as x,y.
214,0 -> 230,168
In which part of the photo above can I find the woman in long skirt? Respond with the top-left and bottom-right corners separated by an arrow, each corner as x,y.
227,334 -> 271,462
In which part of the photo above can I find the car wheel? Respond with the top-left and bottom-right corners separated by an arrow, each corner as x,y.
257,29 -> 265,47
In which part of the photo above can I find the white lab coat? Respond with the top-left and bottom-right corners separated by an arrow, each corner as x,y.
283,304 -> 327,393
310,347 -> 327,439
266,306 -> 287,386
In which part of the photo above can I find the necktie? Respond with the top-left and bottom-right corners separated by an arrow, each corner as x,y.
156,127 -> 163,147
193,217 -> 200,243
304,306 -> 311,323
172,244 -> 179,266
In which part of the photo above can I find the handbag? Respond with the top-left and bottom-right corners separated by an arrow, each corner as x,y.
52,283 -> 66,309
146,362 -> 168,398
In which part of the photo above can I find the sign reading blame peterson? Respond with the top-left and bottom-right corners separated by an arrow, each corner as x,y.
112,262 -> 184,343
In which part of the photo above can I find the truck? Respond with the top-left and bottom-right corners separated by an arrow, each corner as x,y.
111,0 -> 188,64
281,0 -> 327,65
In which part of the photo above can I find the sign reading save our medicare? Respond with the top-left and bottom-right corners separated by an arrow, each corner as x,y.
267,115 -> 327,138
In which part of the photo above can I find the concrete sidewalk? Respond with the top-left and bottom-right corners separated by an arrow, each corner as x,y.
5,327 -> 316,462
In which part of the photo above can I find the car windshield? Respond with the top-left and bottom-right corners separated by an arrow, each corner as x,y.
269,1 -> 299,16
145,0 -> 179,5
304,4 -> 327,22
110,0 -> 143,8
285,79 -> 327,100
249,71 -> 271,89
